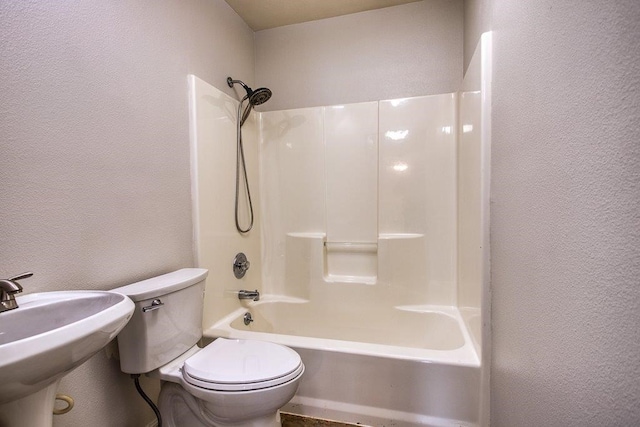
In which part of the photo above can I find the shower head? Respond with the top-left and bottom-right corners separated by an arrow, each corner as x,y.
227,77 -> 272,106
249,87 -> 272,106
228,76 -> 272,127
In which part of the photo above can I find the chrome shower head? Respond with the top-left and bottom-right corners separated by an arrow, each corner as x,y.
227,77 -> 272,106
249,87 -> 272,106
227,76 -> 272,127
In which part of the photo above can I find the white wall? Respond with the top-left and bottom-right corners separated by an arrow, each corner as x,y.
463,0 -> 640,425
0,1 -> 254,425
255,0 -> 463,111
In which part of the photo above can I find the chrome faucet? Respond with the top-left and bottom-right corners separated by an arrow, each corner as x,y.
238,289 -> 260,301
0,272 -> 32,313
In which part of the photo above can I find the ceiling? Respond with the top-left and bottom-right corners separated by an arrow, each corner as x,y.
224,0 -> 423,31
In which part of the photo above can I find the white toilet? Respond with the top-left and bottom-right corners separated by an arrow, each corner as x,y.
113,268 -> 304,427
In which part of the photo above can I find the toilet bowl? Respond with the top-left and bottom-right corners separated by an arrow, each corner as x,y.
113,269 -> 304,427
155,338 -> 304,426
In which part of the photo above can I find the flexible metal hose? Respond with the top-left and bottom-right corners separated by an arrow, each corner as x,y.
235,96 -> 254,234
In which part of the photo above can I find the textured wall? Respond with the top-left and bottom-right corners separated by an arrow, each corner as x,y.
486,1 -> 640,425
255,0 -> 463,111
463,0 -> 491,73
0,1 -> 254,425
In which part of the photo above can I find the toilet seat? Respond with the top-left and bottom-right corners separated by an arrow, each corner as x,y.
182,338 -> 304,392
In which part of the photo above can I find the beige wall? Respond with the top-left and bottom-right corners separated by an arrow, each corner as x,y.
463,0 -> 640,425
255,0 -> 463,111
463,0 -> 491,73
5,0 -> 638,425
0,1 -> 253,425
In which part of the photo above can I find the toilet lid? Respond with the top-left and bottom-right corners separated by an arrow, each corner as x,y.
182,338 -> 303,391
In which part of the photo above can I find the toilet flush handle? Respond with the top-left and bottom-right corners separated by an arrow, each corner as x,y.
142,299 -> 164,313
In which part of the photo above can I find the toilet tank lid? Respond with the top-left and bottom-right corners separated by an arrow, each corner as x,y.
112,268 -> 208,302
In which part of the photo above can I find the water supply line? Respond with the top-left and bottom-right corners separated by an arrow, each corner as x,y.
132,374 -> 162,427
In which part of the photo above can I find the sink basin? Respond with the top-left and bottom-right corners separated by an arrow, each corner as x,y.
0,291 -> 134,407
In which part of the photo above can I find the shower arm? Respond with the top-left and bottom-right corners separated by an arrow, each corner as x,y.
227,77 -> 252,96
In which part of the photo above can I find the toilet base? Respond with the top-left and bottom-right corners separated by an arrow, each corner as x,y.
158,382 -> 281,427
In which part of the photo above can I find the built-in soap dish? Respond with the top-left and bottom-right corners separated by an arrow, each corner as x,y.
324,241 -> 377,284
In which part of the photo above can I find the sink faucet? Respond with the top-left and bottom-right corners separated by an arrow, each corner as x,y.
238,289 -> 260,301
0,272 -> 32,313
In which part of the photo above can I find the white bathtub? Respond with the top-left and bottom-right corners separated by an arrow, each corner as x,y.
205,297 -> 481,427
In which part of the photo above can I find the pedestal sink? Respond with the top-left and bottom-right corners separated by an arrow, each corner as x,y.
0,291 -> 134,426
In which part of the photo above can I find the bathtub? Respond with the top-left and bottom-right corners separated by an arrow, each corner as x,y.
205,297 -> 481,427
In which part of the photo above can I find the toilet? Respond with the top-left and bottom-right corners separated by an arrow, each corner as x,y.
113,268 -> 304,427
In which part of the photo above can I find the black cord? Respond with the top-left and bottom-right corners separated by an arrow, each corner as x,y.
132,374 -> 162,427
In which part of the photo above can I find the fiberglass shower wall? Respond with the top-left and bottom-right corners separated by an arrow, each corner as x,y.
188,75 -> 263,328
260,94 -> 457,308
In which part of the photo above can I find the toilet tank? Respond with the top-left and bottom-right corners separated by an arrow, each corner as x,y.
112,268 -> 208,374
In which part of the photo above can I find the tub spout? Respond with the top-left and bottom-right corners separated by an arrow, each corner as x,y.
238,289 -> 260,301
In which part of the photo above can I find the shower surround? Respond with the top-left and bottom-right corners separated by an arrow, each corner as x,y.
259,95 -> 458,307
189,32 -> 491,427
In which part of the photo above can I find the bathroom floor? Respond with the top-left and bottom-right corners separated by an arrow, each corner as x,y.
281,412 -> 368,427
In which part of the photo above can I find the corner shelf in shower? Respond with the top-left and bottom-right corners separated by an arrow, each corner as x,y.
284,232 -> 426,286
